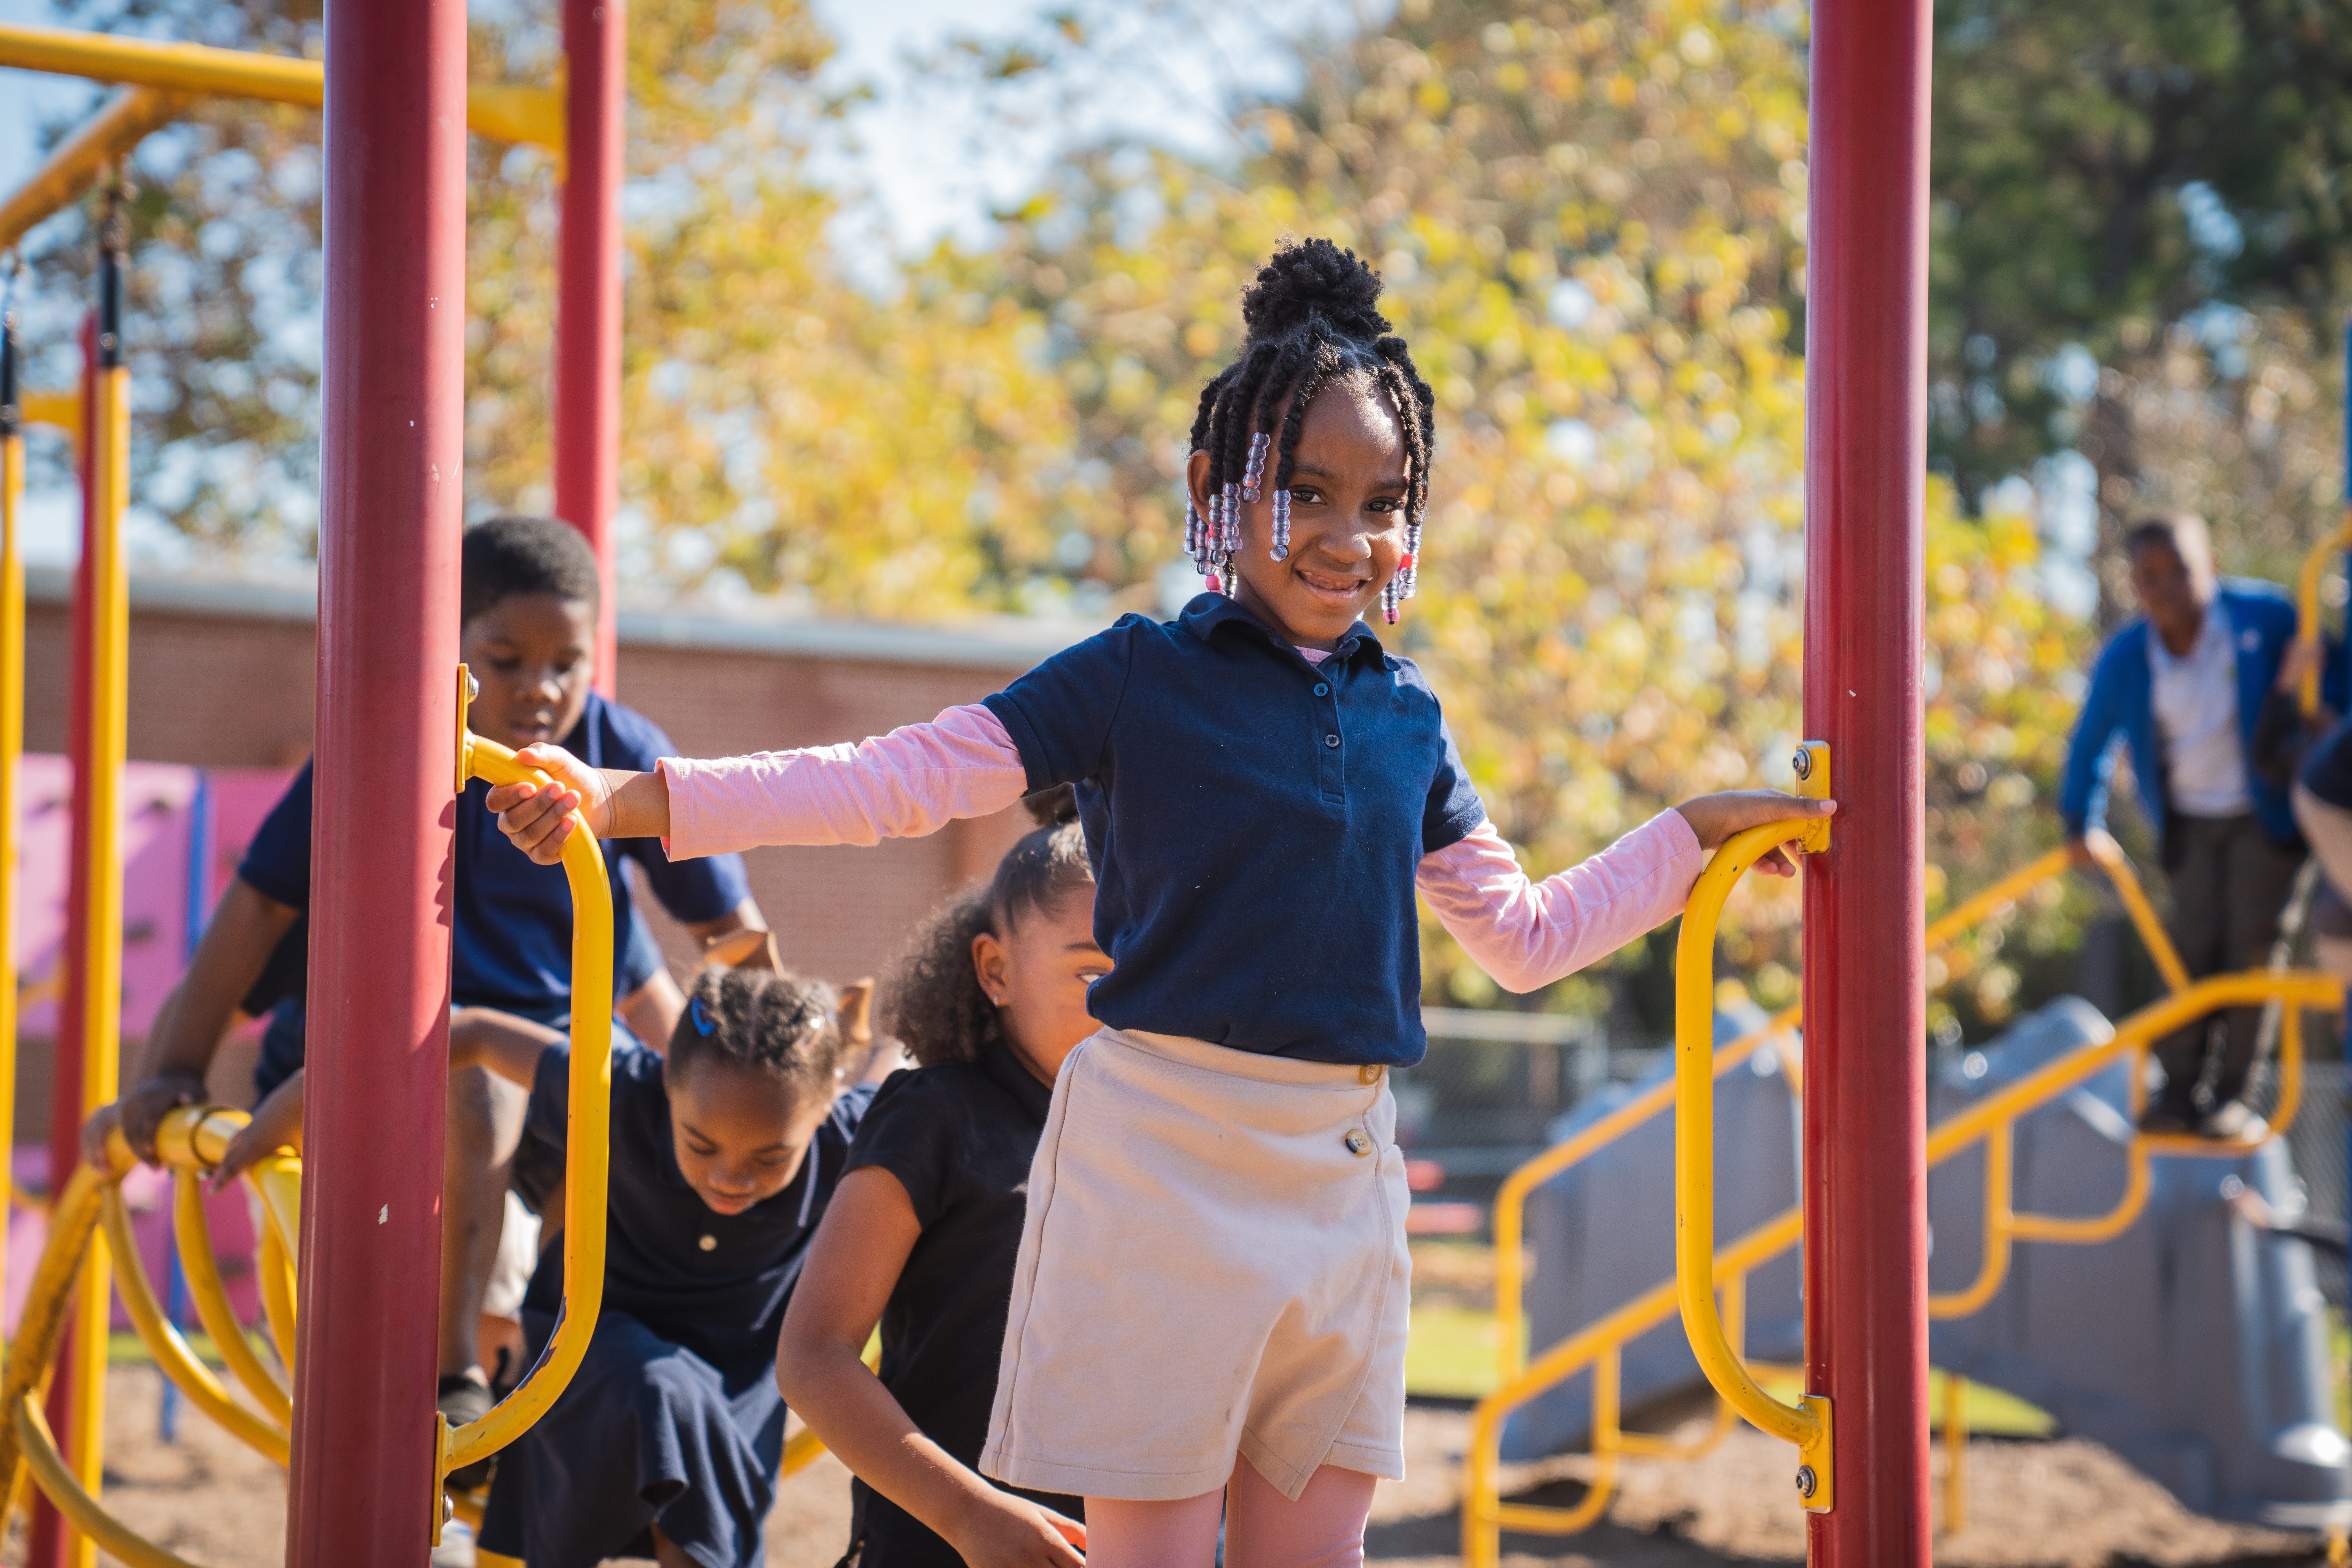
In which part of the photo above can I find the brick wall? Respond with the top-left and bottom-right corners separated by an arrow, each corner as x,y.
23,571 -> 1064,1014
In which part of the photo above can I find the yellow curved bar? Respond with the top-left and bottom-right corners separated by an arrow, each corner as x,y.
441,732 -> 615,1482
0,1161 -> 109,1514
99,1188 -> 287,1466
171,1168 -> 290,1425
0,23 -> 560,150
1616,1271 -> 1743,1461
1672,818 -> 1830,1492
2007,1138 -> 2150,1245
1925,1123 -> 2015,1319
2297,516 -> 2352,716
13,1394 -> 204,1568
255,1220 -> 298,1372
1492,828 -> 2177,1393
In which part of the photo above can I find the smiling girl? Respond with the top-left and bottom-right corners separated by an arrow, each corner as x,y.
461,969 -> 881,1568
486,240 -> 1830,1566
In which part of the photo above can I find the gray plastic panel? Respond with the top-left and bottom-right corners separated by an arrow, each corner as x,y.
1504,996 -> 2352,1526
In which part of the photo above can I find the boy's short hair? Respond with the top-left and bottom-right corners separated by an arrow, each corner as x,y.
460,515 -> 602,627
2123,511 -> 2213,570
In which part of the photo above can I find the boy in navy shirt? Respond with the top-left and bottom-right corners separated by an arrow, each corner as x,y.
85,516 -> 770,1448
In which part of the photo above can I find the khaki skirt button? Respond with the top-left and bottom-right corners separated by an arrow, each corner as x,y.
1344,1129 -> 1373,1156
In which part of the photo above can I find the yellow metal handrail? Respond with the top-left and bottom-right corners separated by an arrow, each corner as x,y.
2297,517 -> 2352,717
437,729 -> 616,1493
0,22 -> 563,149
1486,828 -> 2179,1387
1463,968 -> 2332,1566
1672,817 -> 1834,1506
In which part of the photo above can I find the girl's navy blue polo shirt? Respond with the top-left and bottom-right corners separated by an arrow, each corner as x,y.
983,593 -> 1486,1068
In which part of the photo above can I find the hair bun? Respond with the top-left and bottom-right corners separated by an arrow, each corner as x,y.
1241,239 -> 1390,344
1021,784 -> 1079,826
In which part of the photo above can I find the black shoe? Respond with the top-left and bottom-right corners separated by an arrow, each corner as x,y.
438,1371 -> 496,1490
2138,1102 -> 2196,1134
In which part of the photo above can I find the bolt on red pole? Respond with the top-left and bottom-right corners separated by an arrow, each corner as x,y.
286,0 -> 467,1559
556,0 -> 624,691
1799,0 -> 1934,1559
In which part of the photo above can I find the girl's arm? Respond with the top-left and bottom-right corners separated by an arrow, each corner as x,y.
448,1008 -> 565,1089
487,705 -> 1030,867
1422,791 -> 1833,994
777,1168 -> 1084,1568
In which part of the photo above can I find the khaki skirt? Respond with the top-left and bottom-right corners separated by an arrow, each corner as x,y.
979,1027 -> 1411,1503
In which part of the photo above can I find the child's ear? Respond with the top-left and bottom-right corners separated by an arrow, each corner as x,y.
836,979 -> 874,1048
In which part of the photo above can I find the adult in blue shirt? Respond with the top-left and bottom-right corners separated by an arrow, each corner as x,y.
2058,512 -> 2331,1136
85,516 -> 770,1450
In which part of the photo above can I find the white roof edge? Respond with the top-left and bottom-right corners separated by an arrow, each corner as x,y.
24,565 -> 1095,671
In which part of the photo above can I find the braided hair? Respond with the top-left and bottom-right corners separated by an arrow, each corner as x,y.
880,797 -> 1095,1069
1186,239 -> 1437,624
667,967 -> 851,1096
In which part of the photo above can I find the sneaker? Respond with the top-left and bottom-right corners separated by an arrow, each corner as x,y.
438,1370 -> 496,1490
2198,1100 -> 2267,1142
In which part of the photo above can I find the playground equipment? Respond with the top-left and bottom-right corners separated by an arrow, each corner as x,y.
1463,838 -> 2345,1564
0,719 -> 619,1561
0,5 -> 625,1562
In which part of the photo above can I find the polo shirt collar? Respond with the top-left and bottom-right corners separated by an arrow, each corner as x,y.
1174,592 -> 1387,669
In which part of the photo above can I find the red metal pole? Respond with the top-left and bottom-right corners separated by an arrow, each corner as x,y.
555,0 -> 624,691
1799,0 -> 1933,1558
30,311 -> 100,1568
285,0 -> 467,1559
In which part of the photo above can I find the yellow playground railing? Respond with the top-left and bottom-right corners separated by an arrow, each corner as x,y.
1463,830 -> 2339,1567
0,686 -> 850,1561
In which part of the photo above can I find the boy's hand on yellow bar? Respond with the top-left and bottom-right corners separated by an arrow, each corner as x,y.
486,743 -> 608,864
1675,790 -> 1837,877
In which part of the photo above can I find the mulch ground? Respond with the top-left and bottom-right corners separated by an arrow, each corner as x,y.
0,1370 -> 2333,1566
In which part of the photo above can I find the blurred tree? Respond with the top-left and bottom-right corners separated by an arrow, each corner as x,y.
19,0 -> 1094,614
13,0 -> 2116,1029
957,0 -> 2088,1026
1929,0 -> 2352,598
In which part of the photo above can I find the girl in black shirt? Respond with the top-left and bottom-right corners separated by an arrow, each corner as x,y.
780,796 -> 1101,1567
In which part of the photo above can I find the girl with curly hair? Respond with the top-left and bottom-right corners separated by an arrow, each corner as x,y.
780,790 -> 1101,1567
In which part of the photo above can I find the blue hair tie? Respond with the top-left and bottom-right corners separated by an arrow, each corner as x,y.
689,997 -> 718,1037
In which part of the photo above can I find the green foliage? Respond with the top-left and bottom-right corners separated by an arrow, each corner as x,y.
1928,0 -> 2352,526
26,0 -> 2119,1025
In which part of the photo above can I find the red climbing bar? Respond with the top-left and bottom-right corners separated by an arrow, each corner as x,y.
286,1 -> 468,1559
556,0 -> 624,688
1800,0 -> 1933,1560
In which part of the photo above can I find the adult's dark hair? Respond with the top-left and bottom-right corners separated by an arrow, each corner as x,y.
1184,238 -> 1438,622
460,514 -> 602,628
2123,511 -> 2213,569
666,966 -> 848,1094
880,819 -> 1094,1067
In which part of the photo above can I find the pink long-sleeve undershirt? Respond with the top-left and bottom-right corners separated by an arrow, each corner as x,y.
661,702 -> 1705,992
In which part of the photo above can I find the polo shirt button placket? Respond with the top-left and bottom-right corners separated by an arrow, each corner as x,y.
1325,734 -> 1340,748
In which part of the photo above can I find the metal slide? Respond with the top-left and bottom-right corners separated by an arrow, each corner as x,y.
1504,996 -> 2352,1528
